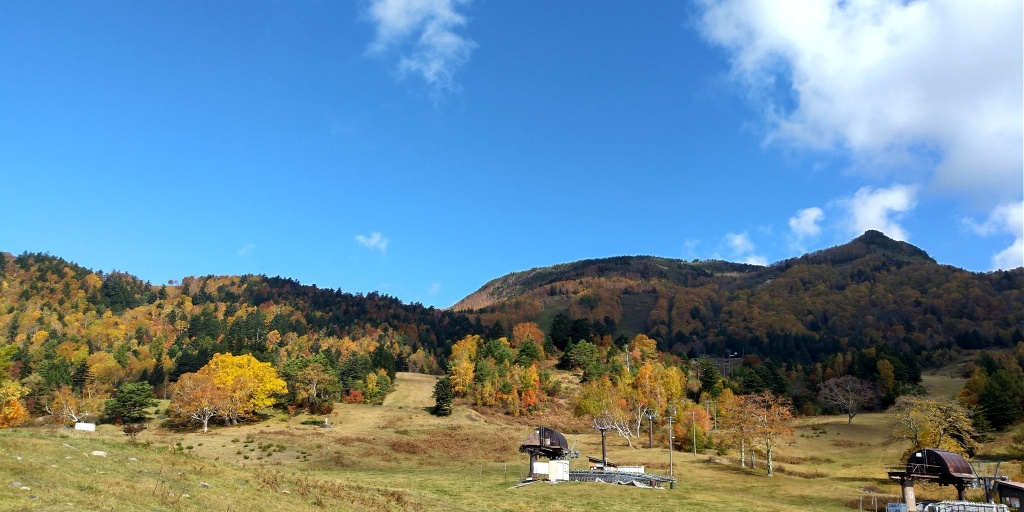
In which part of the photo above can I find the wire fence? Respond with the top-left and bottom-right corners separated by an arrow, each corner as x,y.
848,494 -> 903,511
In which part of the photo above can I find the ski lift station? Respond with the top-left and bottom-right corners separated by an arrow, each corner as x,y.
518,426 -> 675,489
885,448 -> 1021,512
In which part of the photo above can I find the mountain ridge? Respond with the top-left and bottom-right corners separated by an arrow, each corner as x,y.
450,230 -> 939,311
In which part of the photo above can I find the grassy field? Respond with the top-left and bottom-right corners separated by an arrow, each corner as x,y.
381,372 -> 438,408
920,366 -> 968,400
1,371 -> 1020,511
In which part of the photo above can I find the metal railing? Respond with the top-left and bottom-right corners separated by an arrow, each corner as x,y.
885,463 -> 944,476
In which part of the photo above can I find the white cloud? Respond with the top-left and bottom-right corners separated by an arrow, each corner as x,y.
744,254 -> 769,266
789,207 -> 824,238
725,232 -> 767,265
787,206 -> 825,252
238,243 -> 256,257
682,239 -> 700,259
365,0 -> 476,91
993,239 -> 1024,271
697,0 -> 1023,200
968,201 -> 1024,270
968,201 -> 1024,237
355,232 -> 389,252
838,184 -> 917,241
726,232 -> 755,254
428,282 -> 441,295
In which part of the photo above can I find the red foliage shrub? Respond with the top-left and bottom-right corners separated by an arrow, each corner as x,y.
343,389 -> 365,404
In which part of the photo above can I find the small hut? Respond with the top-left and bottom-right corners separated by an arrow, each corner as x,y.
995,480 -> 1024,511
519,427 -> 573,481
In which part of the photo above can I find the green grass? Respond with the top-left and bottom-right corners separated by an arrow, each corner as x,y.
920,369 -> 968,399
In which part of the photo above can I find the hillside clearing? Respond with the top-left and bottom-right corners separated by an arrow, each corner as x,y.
382,372 -> 439,408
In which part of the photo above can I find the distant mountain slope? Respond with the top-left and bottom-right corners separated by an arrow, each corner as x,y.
454,231 -> 1023,358
450,256 -> 758,311
452,231 -> 936,312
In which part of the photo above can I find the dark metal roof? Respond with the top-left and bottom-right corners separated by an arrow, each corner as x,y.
901,449 -> 978,486
995,480 -> 1024,493
519,427 -> 570,459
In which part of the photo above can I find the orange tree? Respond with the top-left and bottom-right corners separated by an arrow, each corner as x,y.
746,391 -> 795,476
169,372 -> 224,433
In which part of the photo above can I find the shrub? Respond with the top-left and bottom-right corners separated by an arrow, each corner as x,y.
122,423 -> 147,444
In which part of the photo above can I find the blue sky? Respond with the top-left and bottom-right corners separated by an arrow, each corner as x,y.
2,0 -> 1021,308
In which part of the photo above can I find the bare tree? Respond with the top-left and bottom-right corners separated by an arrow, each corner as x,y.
818,375 -> 876,424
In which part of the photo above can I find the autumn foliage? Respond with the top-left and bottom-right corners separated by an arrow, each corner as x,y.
170,353 -> 286,431
0,381 -> 28,428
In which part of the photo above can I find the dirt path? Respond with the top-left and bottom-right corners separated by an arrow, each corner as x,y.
382,372 -> 439,408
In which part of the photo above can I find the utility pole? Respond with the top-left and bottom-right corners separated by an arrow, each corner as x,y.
704,399 -> 718,431
643,408 -> 656,449
692,410 -> 697,456
594,413 -> 614,471
667,406 -> 676,478
713,400 -> 717,431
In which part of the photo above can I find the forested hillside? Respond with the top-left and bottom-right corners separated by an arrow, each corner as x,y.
0,251 -> 484,415
458,231 -> 1024,367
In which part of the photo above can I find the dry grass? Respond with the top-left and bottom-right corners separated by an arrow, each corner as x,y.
2,371 -> 1016,511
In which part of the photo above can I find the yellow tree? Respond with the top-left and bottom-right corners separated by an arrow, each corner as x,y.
406,348 -> 440,374
887,396 -> 978,457
519,363 -> 541,414
447,335 -> 479,397
198,353 -> 286,425
450,335 -> 479,363
659,365 -> 686,410
449,358 -> 475,397
89,352 -> 127,388
364,372 -> 379,402
630,334 -> 658,362
295,363 -> 337,409
633,361 -> 665,433
572,376 -> 614,418
0,381 -> 29,428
